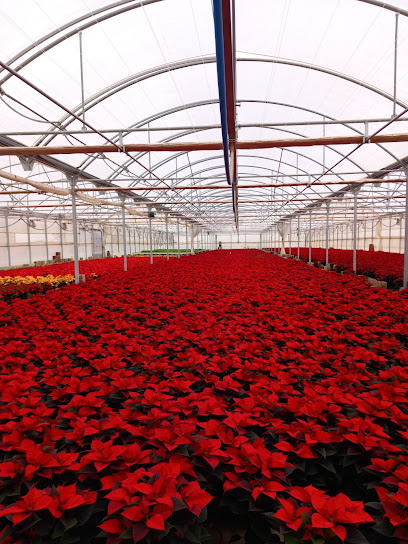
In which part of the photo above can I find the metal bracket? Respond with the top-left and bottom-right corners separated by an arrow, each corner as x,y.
363,121 -> 371,144
118,131 -> 125,153
19,155 -> 36,171
66,174 -> 78,189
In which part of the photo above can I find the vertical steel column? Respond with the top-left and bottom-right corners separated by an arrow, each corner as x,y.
289,220 -> 292,256
177,219 -> 180,258
117,227 -> 120,253
403,170 -> 408,288
353,188 -> 359,273
185,222 -> 188,254
388,217 -> 392,253
308,210 -> 312,263
70,178 -> 80,283
149,213 -> 153,264
44,219 -> 49,263
325,202 -> 330,266
84,225 -> 88,259
27,212 -> 32,265
165,214 -> 169,261
364,221 -> 367,250
399,216 -> 402,254
59,217 -> 64,260
297,214 -> 300,259
133,229 -> 136,255
122,205 -> 127,271
5,212 -> 11,268
393,14 -> 399,118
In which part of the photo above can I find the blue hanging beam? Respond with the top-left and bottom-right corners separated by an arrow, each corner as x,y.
221,0 -> 238,226
212,0 -> 238,226
212,0 -> 231,186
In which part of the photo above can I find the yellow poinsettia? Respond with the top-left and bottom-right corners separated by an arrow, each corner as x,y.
0,274 -> 75,287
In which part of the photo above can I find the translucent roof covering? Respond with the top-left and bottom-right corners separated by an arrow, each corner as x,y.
0,0 -> 408,231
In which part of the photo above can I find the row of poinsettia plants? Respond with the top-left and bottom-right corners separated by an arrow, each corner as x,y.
267,248 -> 404,289
0,250 -> 407,544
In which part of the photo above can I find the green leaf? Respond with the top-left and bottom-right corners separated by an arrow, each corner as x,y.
52,523 -> 65,540
284,534 -> 302,544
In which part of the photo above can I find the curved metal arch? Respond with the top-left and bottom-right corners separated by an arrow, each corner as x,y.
112,124 -> 364,190
2,0 -> 407,89
0,0 -> 163,86
34,55 -> 408,148
139,156 -> 346,209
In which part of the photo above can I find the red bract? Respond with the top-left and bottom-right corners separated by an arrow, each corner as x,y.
0,251 -> 407,543
0,488 -> 53,525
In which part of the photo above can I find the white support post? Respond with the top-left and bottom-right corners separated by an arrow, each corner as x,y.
352,187 -> 361,273
148,210 -> 153,264
185,222 -> 188,254
177,219 -> 180,258
297,214 -> 300,259
121,204 -> 127,271
325,201 -> 330,266
403,169 -> 408,289
44,218 -> 49,264
289,219 -> 292,256
308,209 -> 312,264
69,176 -> 80,283
5,212 -> 11,268
165,214 -> 169,261
27,211 -> 32,265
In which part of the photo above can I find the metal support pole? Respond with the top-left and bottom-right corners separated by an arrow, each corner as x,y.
325,201 -> 330,266
27,212 -> 32,265
403,169 -> 408,288
177,219 -> 180,258
399,216 -> 402,253
44,218 -> 49,264
149,212 -> 153,265
297,215 -> 300,259
364,221 -> 367,250
393,14 -> 399,118
121,207 -> 127,271
79,31 -> 86,130
308,210 -> 312,263
5,212 -> 11,268
165,214 -> 169,261
185,222 -> 188,254
289,219 -> 292,256
388,217 -> 392,253
353,188 -> 359,273
70,177 -> 80,283
84,225 -> 88,259
117,227 -> 120,253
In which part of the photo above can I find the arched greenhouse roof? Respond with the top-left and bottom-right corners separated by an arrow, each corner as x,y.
1,0 -> 408,231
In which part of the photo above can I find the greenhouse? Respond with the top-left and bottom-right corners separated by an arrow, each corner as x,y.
0,1 -> 408,543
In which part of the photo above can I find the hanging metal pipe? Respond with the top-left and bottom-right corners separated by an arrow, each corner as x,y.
122,204 -> 127,271
5,212 -> 11,268
70,178 -> 80,283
